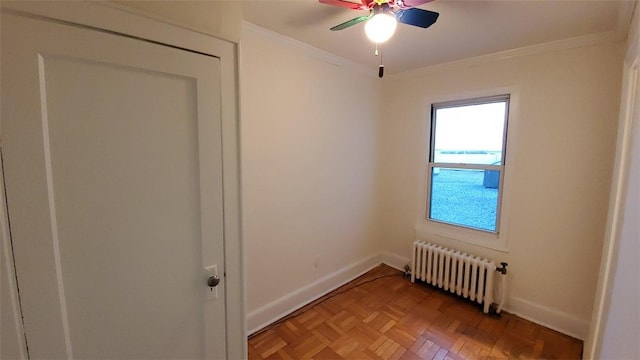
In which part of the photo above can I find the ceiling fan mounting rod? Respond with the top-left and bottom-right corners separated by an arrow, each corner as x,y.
371,3 -> 392,15
370,0 -> 413,10
320,0 -> 439,77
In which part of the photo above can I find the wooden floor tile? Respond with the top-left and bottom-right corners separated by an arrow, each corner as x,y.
292,334 -> 326,359
252,330 -> 288,359
248,265 -> 583,359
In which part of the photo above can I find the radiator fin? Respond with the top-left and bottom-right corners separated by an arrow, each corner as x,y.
411,241 -> 497,313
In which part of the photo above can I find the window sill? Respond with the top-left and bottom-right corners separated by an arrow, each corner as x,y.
414,221 -> 508,253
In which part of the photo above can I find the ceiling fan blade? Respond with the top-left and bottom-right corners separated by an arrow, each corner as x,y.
396,8 -> 439,28
319,0 -> 368,10
395,0 -> 434,9
330,15 -> 370,30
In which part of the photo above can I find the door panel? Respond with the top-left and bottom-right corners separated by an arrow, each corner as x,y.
1,12 -> 226,359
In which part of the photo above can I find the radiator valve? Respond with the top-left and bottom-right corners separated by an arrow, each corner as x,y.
404,264 -> 411,277
496,262 -> 508,275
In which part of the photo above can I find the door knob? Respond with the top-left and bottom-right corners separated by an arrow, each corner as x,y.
207,275 -> 220,287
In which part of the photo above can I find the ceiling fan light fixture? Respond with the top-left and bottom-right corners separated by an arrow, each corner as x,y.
364,12 -> 397,43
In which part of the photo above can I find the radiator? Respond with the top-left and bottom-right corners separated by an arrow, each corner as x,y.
410,241 -> 504,314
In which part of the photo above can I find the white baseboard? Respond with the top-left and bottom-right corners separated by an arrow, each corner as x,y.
504,297 -> 589,340
247,251 -> 589,341
382,251 -> 589,340
380,252 -> 410,271
247,254 -> 382,334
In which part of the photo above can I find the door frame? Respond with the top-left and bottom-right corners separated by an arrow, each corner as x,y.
583,30 -> 639,360
0,2 -> 245,358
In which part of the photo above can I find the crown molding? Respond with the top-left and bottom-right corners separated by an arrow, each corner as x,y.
242,21 -> 376,78
617,0 -> 636,41
242,21 -> 622,82
388,30 -> 622,81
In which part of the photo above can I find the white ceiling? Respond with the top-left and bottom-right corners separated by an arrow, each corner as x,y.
243,0 -> 634,75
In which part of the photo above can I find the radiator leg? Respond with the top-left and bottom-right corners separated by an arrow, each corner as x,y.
497,273 -> 506,314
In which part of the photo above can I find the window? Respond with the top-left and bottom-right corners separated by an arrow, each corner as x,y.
426,95 -> 509,233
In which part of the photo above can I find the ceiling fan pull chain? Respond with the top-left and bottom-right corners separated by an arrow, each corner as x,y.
378,45 -> 384,78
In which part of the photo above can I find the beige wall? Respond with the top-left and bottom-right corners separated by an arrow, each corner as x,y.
240,25 -> 383,330
379,43 -> 623,338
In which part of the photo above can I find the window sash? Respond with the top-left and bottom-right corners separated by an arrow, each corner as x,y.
429,95 -> 510,164
425,164 -> 504,233
426,95 -> 510,234
427,162 -> 501,171
430,94 -> 511,111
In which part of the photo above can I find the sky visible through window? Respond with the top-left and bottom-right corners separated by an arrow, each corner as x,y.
433,102 -> 505,164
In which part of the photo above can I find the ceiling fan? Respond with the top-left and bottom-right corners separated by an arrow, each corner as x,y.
320,0 -> 439,38
319,0 -> 439,77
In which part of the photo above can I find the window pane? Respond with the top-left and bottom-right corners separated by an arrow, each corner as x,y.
429,167 -> 499,232
432,101 -> 506,165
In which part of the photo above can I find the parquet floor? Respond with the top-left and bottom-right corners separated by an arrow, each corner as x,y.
248,265 -> 582,360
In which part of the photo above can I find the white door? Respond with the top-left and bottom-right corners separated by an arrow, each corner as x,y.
1,12 -> 227,359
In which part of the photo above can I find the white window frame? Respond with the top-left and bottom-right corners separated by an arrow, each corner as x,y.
416,91 -> 518,252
